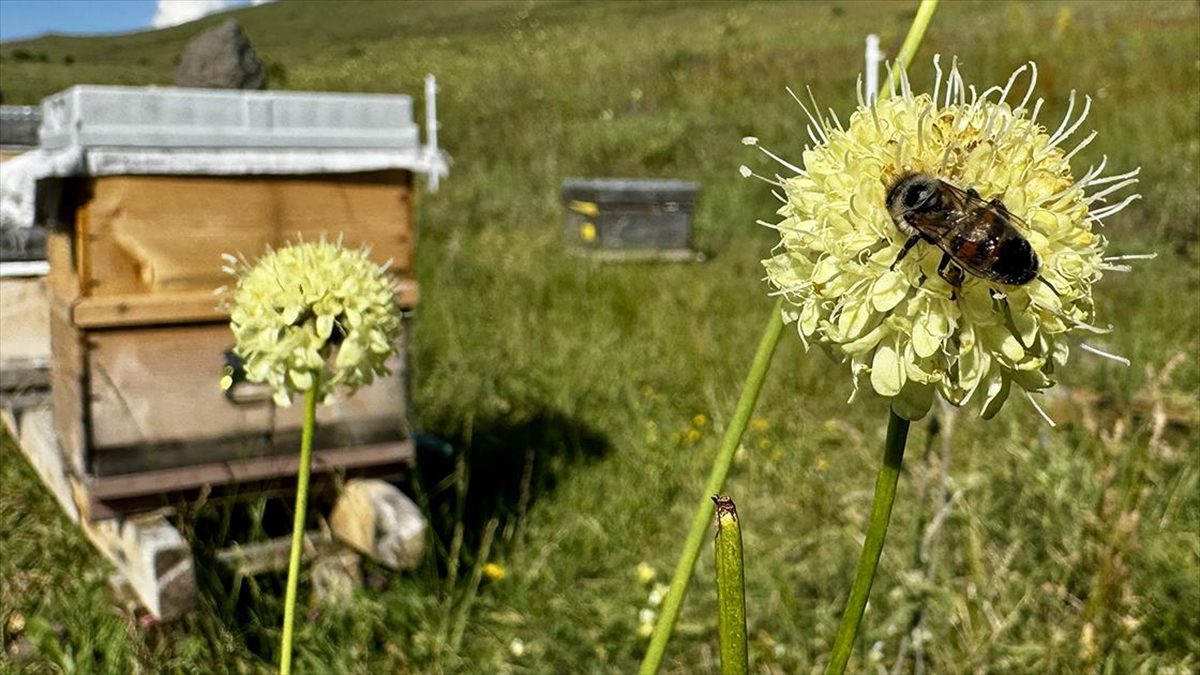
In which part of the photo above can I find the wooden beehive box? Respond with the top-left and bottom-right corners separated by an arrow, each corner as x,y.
45,171 -> 419,516
561,178 -> 701,260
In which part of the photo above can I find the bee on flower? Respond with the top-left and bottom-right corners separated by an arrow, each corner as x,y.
745,57 -> 1148,421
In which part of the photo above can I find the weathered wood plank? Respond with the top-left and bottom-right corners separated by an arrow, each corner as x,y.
216,532 -> 361,604
90,438 -> 414,501
48,302 -> 87,474
44,229 -> 79,306
78,172 -> 414,298
70,279 -> 417,328
216,532 -> 341,578
10,408 -> 197,620
84,319 -> 410,475
0,276 -> 51,373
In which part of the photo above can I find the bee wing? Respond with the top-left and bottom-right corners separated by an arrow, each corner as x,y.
936,180 -> 1031,231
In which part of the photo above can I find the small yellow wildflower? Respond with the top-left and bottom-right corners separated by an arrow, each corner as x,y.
683,428 -> 702,444
637,621 -> 655,639
482,562 -> 507,582
750,417 -> 770,431
758,438 -> 772,450
692,414 -> 708,427
636,562 -> 657,584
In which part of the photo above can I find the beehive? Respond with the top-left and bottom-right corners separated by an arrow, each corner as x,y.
26,86 -> 443,516
561,178 -> 699,259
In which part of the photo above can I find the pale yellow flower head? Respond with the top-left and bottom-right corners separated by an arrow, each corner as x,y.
748,58 -> 1143,421
222,240 -> 400,407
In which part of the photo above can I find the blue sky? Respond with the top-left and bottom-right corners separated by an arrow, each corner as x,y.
0,0 -> 264,43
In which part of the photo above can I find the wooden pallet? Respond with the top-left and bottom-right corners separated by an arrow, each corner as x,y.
1,407 -> 426,620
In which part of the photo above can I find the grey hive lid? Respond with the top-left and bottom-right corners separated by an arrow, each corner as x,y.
561,178 -> 699,205
0,106 -> 41,148
39,85 -> 420,151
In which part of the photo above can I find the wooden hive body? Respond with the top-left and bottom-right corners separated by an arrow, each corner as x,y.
45,171 -> 418,517
561,178 -> 700,259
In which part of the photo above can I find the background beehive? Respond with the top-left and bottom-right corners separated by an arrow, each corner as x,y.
46,170 -> 418,500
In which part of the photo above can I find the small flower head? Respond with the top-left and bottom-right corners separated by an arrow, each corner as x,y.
223,240 -> 400,406
508,638 -> 526,658
636,561 -> 657,585
749,58 -> 1143,420
482,562 -> 507,582
647,583 -> 669,607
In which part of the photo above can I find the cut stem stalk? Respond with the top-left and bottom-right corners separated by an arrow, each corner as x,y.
639,298 -> 784,675
713,496 -> 749,675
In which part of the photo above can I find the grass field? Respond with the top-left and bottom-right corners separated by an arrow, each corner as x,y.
1,1 -> 1198,672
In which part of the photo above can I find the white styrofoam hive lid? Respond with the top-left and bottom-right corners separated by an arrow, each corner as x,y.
40,85 -> 420,151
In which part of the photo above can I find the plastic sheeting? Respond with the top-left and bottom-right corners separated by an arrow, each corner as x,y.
0,145 -> 447,231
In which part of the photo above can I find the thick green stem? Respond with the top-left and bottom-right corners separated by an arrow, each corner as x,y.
640,298 -> 784,675
713,496 -> 748,675
279,381 -> 319,675
823,1 -> 938,668
891,0 -> 939,78
825,411 -> 911,675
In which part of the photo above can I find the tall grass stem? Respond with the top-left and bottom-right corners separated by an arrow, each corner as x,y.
713,496 -> 749,675
279,381 -> 319,675
824,411 -> 911,674
639,298 -> 784,674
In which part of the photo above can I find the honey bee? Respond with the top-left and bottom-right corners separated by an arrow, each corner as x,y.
886,173 -> 1039,288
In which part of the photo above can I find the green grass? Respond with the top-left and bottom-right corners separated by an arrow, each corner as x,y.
2,1 -> 1198,672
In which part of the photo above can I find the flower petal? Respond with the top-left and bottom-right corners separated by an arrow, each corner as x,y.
870,270 -> 908,312
892,380 -> 934,421
870,341 -> 906,397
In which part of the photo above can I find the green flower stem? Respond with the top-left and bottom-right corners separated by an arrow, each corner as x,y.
891,0 -> 939,79
713,496 -> 748,675
825,410 -> 911,675
640,298 -> 784,675
824,4 -> 937,670
279,380 -> 319,675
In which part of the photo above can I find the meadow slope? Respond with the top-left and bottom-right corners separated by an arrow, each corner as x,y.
1,1 -> 1197,672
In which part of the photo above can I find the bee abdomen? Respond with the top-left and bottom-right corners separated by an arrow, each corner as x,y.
989,235 -> 1039,285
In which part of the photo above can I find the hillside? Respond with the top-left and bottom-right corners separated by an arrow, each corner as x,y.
1,1 -> 1197,673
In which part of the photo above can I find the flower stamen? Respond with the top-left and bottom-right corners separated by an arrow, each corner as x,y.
1080,343 -> 1131,366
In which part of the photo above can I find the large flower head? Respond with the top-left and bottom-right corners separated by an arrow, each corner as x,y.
222,240 -> 401,406
749,58 -> 1144,421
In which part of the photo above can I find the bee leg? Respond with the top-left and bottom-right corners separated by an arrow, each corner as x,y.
967,187 -> 982,200
890,235 -> 922,270
937,253 -> 964,299
987,197 -> 1012,216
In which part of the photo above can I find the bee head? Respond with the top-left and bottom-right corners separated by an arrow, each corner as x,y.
887,173 -> 942,220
